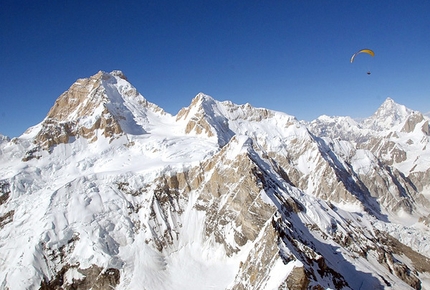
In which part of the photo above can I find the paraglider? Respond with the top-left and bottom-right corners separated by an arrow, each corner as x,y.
350,49 -> 374,75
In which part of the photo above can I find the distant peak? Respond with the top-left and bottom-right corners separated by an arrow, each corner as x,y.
384,97 -> 394,102
380,97 -> 396,108
364,97 -> 414,130
376,97 -> 408,115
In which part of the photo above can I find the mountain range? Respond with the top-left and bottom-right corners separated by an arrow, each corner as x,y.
1,70 -> 430,289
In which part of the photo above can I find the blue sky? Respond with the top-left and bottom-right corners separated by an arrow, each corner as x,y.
1,0 -> 429,137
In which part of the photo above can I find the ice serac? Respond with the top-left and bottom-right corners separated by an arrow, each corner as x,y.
2,71 -> 430,289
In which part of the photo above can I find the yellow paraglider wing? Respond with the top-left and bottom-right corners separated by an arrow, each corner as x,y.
350,49 -> 375,63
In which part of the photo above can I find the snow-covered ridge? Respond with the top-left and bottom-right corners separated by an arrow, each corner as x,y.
1,71 -> 430,289
175,92 -> 301,148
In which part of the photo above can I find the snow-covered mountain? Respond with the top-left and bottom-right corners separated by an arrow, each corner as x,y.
1,70 -> 430,289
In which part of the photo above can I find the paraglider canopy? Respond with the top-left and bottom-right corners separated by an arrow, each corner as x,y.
351,49 -> 374,75
350,49 -> 375,63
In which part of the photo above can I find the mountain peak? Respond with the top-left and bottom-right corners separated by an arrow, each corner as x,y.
26,71 -> 164,150
364,97 -> 413,131
383,96 -> 394,103
175,93 -> 233,146
92,70 -> 127,81
375,97 -> 410,118
379,97 -> 401,111
187,92 -> 216,111
108,70 -> 127,80
194,92 -> 213,101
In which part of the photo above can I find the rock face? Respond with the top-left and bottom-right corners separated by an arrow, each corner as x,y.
1,71 -> 430,289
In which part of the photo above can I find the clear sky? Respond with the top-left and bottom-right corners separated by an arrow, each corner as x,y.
1,0 -> 429,137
